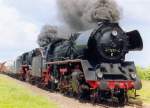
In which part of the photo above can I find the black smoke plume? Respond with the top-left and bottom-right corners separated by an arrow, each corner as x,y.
57,0 -> 121,31
37,25 -> 58,47
37,25 -> 69,47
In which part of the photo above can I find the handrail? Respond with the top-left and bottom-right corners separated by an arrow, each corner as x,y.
45,59 -> 81,65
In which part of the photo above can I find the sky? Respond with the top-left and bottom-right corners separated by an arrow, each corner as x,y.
0,0 -> 149,67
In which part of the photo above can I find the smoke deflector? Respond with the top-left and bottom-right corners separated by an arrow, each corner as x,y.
126,30 -> 143,51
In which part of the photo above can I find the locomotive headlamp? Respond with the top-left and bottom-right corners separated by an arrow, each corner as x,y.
112,30 -> 118,36
96,69 -> 103,79
130,73 -> 136,79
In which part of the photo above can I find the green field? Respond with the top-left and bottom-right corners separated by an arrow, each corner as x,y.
0,74 -> 58,108
138,80 -> 150,103
136,66 -> 150,103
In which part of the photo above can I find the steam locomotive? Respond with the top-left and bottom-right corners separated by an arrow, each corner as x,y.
14,20 -> 143,104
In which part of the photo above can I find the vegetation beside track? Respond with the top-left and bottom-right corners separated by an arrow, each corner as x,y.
136,66 -> 150,103
0,74 -> 58,108
137,66 -> 150,80
137,80 -> 150,103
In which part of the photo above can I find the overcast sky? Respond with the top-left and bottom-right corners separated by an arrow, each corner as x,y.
0,0 -> 149,67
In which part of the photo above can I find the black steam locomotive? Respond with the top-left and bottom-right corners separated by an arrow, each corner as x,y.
14,20 -> 143,104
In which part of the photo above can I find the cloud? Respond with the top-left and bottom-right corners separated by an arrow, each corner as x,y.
117,0 -> 150,24
3,0 -> 60,26
0,0 -> 39,62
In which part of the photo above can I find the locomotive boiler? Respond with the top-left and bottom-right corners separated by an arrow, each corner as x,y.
14,20 -> 143,104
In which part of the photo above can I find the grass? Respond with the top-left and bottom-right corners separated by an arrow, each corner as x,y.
0,74 -> 58,108
137,66 -> 150,80
137,80 -> 150,103
134,66 -> 150,103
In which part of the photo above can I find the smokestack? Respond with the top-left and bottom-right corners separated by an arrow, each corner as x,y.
57,0 -> 121,31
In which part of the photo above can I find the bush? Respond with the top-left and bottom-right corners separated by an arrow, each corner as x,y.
136,66 -> 150,80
